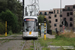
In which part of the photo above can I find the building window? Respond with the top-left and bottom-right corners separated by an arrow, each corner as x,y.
40,12 -> 42,15
49,20 -> 51,23
60,25 -> 62,27
49,11 -> 53,14
60,14 -> 62,17
54,10 -> 55,13
64,18 -> 66,21
49,16 -> 51,19
65,21 -> 68,27
67,12 -> 69,16
44,12 -> 47,15
73,5 -> 75,8
70,12 -> 73,15
70,17 -> 73,21
67,7 -> 70,10
70,23 -> 73,27
57,10 -> 59,14
54,24 -> 57,27
54,14 -> 57,17
55,19 -> 58,22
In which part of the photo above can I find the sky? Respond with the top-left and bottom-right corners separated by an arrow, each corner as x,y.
20,0 -> 75,10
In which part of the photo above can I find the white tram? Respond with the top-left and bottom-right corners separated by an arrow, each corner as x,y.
22,16 -> 38,38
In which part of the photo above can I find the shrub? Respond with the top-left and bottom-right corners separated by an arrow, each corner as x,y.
8,30 -> 13,35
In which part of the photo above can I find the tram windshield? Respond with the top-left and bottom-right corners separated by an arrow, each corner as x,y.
24,18 -> 38,32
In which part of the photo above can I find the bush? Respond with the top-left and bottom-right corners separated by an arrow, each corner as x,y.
8,30 -> 13,35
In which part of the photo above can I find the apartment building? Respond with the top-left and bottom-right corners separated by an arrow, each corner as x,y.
39,4 -> 75,31
62,5 -> 75,30
39,9 -> 63,31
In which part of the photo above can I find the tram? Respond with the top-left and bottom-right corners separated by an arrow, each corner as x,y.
22,16 -> 38,39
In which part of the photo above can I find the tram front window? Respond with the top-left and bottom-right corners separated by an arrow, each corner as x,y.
24,19 -> 38,32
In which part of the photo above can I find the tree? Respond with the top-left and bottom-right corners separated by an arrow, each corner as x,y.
0,19 -> 5,34
0,0 -> 7,13
38,15 -> 44,23
0,10 -> 18,33
0,0 -> 23,33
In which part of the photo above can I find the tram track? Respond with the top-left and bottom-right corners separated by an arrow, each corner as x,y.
21,39 -> 37,50
21,40 -> 26,50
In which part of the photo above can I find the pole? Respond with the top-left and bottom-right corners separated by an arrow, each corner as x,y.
60,0 -> 61,31
23,0 -> 25,17
44,16 -> 46,40
5,21 -> 7,36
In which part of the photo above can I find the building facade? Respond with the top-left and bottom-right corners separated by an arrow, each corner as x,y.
62,5 -> 75,30
39,9 -> 63,31
39,4 -> 75,31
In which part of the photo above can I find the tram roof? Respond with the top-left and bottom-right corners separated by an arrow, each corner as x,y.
23,16 -> 38,19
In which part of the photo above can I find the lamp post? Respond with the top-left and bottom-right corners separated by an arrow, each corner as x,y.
60,0 -> 62,32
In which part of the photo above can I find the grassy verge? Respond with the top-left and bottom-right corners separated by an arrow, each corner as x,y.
37,35 -> 75,50
0,31 -> 22,37
0,34 -> 11,37
51,35 -> 75,46
38,37 -> 75,46
42,47 -> 51,50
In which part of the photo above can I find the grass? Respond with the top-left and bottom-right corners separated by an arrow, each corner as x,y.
51,36 -> 75,46
25,48 -> 34,50
0,34 -> 6,37
42,47 -> 50,50
45,37 -> 74,46
30,45 -> 34,48
37,34 -> 75,50
0,31 -> 22,37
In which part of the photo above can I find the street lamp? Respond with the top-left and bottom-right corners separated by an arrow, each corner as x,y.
60,0 -> 62,32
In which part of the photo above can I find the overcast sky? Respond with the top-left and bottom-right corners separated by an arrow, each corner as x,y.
20,0 -> 75,10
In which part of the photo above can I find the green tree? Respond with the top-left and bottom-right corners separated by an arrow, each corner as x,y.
0,19 -> 5,34
38,15 -> 44,23
0,0 -> 23,32
0,0 -> 7,13
0,10 -> 18,33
